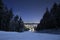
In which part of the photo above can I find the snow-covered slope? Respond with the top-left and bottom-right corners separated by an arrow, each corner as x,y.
0,31 -> 60,40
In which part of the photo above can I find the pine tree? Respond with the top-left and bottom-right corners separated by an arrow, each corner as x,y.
13,15 -> 19,31
5,8 -> 13,31
18,17 -> 24,32
0,0 -> 13,31
0,0 -> 5,30
36,3 -> 60,31
0,0 -> 4,9
55,3 -> 60,28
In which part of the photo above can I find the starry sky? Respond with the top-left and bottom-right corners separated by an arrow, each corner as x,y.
3,0 -> 60,23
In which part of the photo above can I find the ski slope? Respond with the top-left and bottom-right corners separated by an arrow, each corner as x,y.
0,31 -> 60,40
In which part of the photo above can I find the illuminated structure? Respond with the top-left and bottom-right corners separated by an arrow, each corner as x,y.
24,23 -> 38,31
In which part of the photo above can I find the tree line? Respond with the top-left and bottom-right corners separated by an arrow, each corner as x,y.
36,3 -> 60,31
0,0 -> 26,32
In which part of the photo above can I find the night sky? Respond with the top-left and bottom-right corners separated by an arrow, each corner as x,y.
3,0 -> 60,23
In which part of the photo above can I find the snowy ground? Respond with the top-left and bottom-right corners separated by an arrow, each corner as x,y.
0,31 -> 60,40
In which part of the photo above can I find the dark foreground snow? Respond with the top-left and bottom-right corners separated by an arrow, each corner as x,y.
36,29 -> 60,34
0,31 -> 60,40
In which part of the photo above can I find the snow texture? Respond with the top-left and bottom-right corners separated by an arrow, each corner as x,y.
0,31 -> 60,40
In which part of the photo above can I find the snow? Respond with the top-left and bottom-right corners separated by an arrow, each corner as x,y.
0,31 -> 60,40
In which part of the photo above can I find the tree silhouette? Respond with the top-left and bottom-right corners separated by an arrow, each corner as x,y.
17,17 -> 24,32
0,0 -> 25,32
0,0 -> 13,31
0,0 -> 4,9
36,3 -> 60,31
